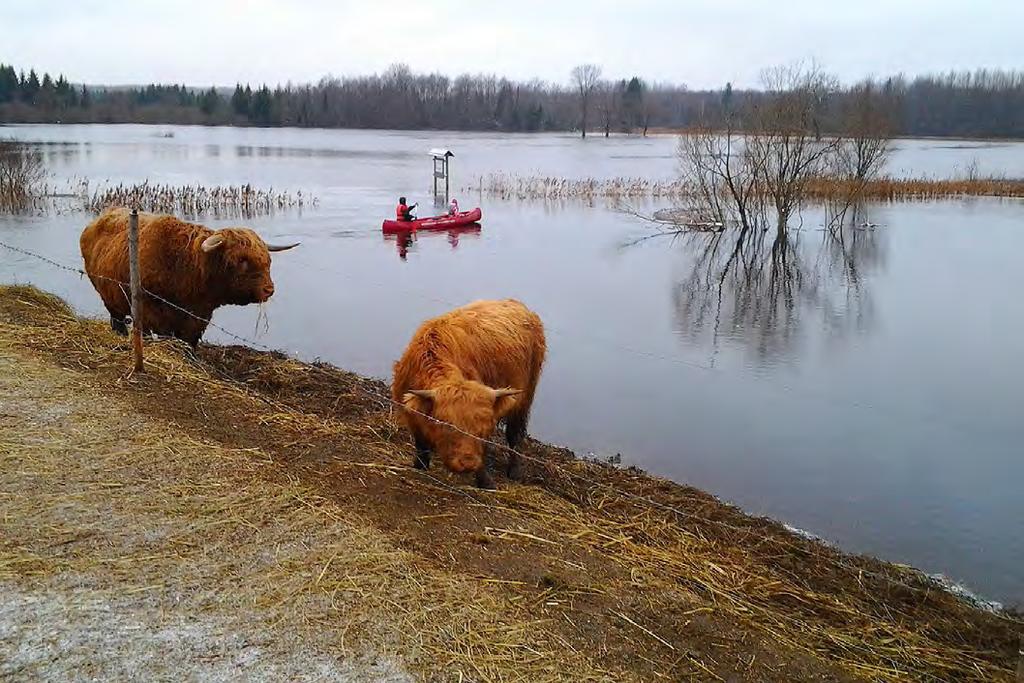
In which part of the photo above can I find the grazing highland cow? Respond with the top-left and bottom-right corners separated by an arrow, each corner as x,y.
392,299 -> 546,489
80,208 -> 297,346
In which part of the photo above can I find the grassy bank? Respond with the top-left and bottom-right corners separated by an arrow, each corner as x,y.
0,285 -> 1019,681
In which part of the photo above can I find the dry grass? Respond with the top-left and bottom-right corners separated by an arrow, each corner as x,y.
0,284 -> 1021,681
472,172 -> 1024,202
82,180 -> 315,217
469,173 -> 688,200
806,175 -> 1024,200
0,301 -> 617,681
0,139 -> 47,213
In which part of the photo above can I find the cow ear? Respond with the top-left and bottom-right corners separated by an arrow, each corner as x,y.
491,388 -> 523,418
403,390 -> 436,415
201,233 -> 226,252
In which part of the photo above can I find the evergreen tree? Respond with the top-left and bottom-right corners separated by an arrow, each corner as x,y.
199,87 -> 220,116
230,84 -> 252,118
0,64 -> 19,103
23,69 -> 41,104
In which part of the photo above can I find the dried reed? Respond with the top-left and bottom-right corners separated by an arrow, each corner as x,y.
82,180 -> 316,217
471,172 -> 1024,203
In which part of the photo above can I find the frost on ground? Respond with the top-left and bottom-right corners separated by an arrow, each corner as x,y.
0,583 -> 410,682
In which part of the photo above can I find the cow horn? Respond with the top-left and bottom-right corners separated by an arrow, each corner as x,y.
200,234 -> 226,252
266,242 -> 300,252
491,388 -> 523,400
405,389 -> 437,401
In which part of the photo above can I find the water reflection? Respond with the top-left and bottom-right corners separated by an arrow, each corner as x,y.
672,222 -> 886,361
233,145 -> 412,160
382,224 -> 482,261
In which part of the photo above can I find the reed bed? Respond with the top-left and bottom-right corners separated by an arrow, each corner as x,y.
82,180 -> 315,217
470,173 -> 689,200
0,284 -> 1020,682
807,175 -> 1024,200
472,172 -> 1024,202
0,139 -> 47,213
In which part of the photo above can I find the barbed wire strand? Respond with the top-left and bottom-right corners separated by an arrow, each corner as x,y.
0,237 -> 1018,621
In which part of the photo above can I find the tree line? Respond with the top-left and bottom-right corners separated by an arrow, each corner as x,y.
2,62 -> 1023,139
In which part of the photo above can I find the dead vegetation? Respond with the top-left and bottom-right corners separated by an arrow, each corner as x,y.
81,180 -> 315,217
806,175 -> 1024,200
0,284 -> 1021,682
471,173 -> 689,200
472,171 -> 1024,203
0,139 -> 46,213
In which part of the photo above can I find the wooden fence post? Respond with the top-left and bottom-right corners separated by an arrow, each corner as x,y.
128,208 -> 144,372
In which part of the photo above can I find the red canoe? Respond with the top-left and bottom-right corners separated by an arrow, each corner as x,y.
382,207 -> 482,233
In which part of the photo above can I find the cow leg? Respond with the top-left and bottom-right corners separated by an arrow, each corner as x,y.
179,315 -> 207,350
505,411 -> 528,450
475,467 -> 496,490
504,411 -> 528,481
412,432 -> 432,470
505,450 -> 524,482
474,444 -> 496,489
109,314 -> 128,336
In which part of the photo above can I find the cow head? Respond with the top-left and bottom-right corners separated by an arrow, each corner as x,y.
403,381 -> 522,474
200,228 -> 298,305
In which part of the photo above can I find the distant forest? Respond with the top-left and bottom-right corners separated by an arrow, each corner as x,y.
2,62 -> 1023,139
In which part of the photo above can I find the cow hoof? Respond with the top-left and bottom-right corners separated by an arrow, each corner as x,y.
475,470 -> 496,490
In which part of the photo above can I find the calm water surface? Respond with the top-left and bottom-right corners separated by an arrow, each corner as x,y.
1,124 -> 1021,604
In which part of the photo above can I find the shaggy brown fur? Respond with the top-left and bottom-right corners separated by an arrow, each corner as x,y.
80,208 -> 291,346
392,299 -> 546,489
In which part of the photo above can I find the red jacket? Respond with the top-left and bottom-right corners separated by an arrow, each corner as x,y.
396,203 -> 410,220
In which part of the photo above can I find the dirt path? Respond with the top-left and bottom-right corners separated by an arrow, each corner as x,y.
0,285 -> 1019,682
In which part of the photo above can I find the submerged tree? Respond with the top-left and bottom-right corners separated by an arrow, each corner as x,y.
745,62 -> 843,234
675,61 -> 891,237
596,80 -> 621,138
824,81 -> 895,229
571,64 -> 602,138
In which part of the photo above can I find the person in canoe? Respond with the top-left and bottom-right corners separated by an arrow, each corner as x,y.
448,197 -> 460,216
396,197 -> 417,222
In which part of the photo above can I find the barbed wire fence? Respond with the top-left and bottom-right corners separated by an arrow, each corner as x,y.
0,234 -> 1021,625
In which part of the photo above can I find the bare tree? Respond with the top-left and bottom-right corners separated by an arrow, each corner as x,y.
571,64 -> 602,138
745,62 -> 843,234
673,62 -> 891,240
677,123 -> 765,232
595,81 -> 620,138
825,81 -> 893,229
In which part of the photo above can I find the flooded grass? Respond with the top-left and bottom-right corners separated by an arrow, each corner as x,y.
82,181 -> 316,217
470,173 -> 688,200
807,176 -> 1024,200
0,139 -> 47,213
473,172 -> 1024,201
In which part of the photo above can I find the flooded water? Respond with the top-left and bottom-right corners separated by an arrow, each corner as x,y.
2,124 -> 1022,605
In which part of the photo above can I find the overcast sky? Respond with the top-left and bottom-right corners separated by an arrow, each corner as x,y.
3,0 -> 1022,89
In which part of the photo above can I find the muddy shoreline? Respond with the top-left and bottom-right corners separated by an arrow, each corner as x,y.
1,284 -> 1020,681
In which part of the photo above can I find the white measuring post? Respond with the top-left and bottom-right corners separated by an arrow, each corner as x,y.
128,208 -> 144,372
429,148 -> 454,206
